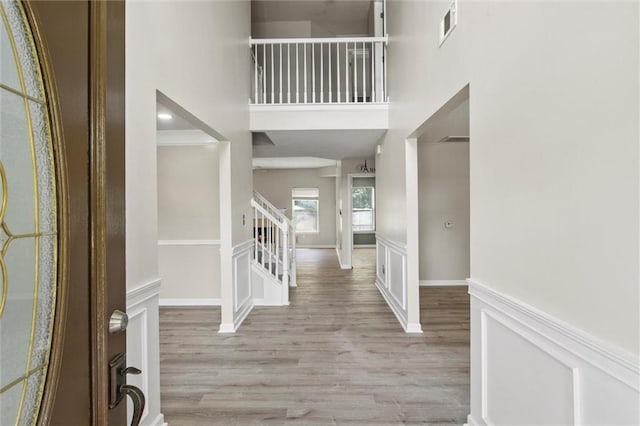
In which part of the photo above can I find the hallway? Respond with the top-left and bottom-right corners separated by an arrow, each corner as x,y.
159,249 -> 469,425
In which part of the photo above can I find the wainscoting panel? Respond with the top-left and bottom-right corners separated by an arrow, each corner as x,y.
469,279 -> 639,426
126,279 -> 164,426
232,240 -> 254,330
375,234 -> 421,332
377,243 -> 387,287
389,250 -> 406,309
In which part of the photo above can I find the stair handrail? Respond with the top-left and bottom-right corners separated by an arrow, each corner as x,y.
252,191 -> 297,291
253,191 -> 290,225
251,199 -> 287,231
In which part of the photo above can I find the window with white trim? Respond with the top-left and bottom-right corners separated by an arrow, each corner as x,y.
292,188 -> 319,233
352,187 -> 375,232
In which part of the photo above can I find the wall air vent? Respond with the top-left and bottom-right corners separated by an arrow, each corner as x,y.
439,0 -> 458,46
438,136 -> 470,143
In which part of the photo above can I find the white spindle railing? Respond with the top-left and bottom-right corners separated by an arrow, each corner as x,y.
251,192 -> 297,304
250,37 -> 388,105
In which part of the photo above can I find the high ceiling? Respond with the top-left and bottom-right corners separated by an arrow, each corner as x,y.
252,0 -> 373,36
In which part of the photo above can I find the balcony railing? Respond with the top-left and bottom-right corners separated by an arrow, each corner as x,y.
250,37 -> 388,105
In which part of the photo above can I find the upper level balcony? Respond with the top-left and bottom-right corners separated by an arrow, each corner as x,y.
249,36 -> 389,132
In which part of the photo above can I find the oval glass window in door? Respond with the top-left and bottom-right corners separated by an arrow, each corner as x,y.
0,1 -> 59,425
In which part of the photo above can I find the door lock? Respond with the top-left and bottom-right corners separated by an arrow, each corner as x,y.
109,310 -> 128,334
109,352 -> 146,426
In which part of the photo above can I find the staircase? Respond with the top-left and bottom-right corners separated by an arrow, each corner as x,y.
251,191 -> 297,306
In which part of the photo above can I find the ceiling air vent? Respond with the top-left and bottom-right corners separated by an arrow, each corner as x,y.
438,136 -> 469,143
439,1 -> 458,46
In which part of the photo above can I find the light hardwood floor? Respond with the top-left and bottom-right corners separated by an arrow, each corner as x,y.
159,248 -> 470,425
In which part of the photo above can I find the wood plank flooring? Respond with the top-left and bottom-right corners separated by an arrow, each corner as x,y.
159,248 -> 470,425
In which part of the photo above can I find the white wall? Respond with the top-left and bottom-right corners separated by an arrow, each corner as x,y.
468,0 -> 639,356
156,145 -> 221,303
417,140 -> 469,281
158,244 -> 221,301
157,145 -> 219,240
126,1 -> 251,423
252,21 -> 312,38
381,0 -> 639,353
253,168 -> 336,247
377,0 -> 639,422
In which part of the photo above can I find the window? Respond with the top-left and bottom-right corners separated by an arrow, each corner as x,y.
352,187 -> 375,232
292,188 -> 319,233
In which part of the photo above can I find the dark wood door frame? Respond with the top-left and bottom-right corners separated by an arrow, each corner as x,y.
24,1 -> 127,424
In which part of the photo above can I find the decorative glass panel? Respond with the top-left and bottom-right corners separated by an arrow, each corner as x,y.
0,15 -> 20,91
0,1 -> 58,425
1,0 -> 44,100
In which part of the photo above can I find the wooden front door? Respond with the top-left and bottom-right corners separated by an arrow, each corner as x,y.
0,1 -> 130,425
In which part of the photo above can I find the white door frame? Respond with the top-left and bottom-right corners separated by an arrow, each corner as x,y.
345,173 -> 376,266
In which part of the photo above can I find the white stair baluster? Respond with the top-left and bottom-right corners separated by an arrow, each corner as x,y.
287,43 -> 291,103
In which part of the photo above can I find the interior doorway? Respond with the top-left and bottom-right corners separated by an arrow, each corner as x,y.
345,173 -> 377,268
405,85 -> 470,329
351,175 -> 376,248
154,91 -> 229,316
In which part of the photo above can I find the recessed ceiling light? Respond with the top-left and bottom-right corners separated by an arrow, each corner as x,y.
157,113 -> 172,120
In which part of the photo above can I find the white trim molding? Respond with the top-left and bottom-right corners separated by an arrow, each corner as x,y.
420,280 -> 467,287
469,279 -> 640,425
159,298 -> 222,306
157,239 -> 221,246
335,247 -> 352,270
375,234 -> 422,334
297,244 -> 336,249
126,278 -> 164,426
127,278 -> 161,308
149,413 -> 167,426
219,239 -> 255,333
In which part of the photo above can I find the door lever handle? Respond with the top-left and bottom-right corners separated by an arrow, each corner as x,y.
121,384 -> 146,426
109,353 -> 147,426
121,366 -> 141,376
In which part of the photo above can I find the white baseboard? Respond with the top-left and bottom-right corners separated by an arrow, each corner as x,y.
469,279 -> 639,425
218,298 -> 255,333
354,244 -> 376,248
149,413 -> 166,426
297,244 -> 336,249
464,413 -> 478,426
253,298 -> 290,306
419,280 -> 468,286
218,323 -> 235,333
159,298 -> 221,306
375,278 -> 423,334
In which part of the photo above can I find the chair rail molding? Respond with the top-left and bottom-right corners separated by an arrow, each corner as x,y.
157,239 -> 221,246
420,280 -> 467,286
159,298 -> 222,306
469,279 -> 639,425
